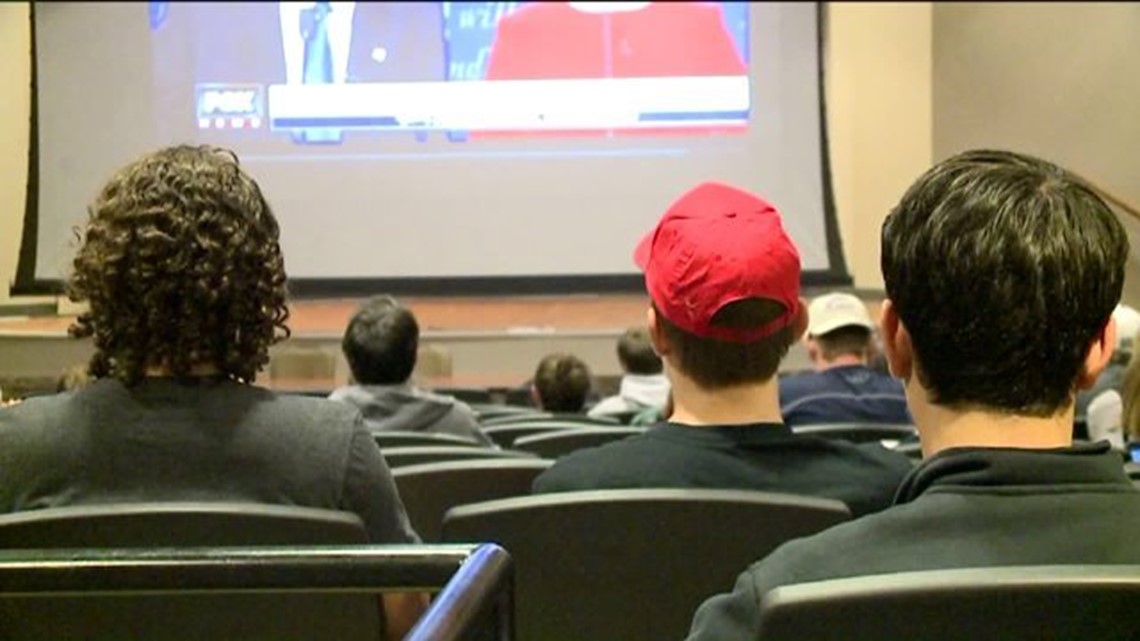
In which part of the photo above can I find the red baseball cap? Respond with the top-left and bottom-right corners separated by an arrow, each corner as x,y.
634,181 -> 802,342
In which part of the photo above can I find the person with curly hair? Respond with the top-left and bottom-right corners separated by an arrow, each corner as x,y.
0,145 -> 425,639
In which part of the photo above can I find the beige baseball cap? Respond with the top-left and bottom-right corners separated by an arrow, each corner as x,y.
807,293 -> 874,337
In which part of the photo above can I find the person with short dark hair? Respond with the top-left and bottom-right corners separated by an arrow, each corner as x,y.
330,295 -> 492,446
779,292 -> 911,427
588,327 -> 670,419
0,145 -> 425,640
532,182 -> 912,516
532,353 -> 593,413
686,150 -> 1140,641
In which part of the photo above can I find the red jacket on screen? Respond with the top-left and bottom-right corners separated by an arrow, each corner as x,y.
485,2 -> 747,80
477,2 -> 747,138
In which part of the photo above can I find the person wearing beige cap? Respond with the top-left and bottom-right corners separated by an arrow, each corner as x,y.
778,292 -> 911,427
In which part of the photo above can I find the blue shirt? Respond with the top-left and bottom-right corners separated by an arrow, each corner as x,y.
779,364 -> 911,427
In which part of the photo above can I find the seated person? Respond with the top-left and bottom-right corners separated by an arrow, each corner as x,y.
588,326 -> 670,420
330,296 -> 492,446
685,150 -> 1140,640
779,292 -> 911,427
532,353 -> 593,414
532,182 -> 913,517
1078,304 -> 1140,446
0,145 -> 425,639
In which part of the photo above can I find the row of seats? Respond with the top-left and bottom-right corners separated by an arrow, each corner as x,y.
1,500 -> 1136,640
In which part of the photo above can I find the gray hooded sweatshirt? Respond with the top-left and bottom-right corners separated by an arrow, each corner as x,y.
329,384 -> 493,446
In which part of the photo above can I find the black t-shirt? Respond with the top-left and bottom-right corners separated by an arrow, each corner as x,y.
685,442 -> 1140,641
532,421 -> 914,517
0,377 -> 418,544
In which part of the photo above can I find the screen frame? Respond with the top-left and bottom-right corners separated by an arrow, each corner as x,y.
11,2 -> 850,298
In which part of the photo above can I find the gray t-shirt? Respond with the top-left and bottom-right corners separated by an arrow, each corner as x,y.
0,377 -> 418,544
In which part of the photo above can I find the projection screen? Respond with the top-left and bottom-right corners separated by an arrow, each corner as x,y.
18,1 -> 847,294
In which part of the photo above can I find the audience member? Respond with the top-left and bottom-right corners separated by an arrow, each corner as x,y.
779,292 -> 911,426
1077,303 -> 1140,445
532,353 -> 593,413
532,182 -> 912,516
1092,321 -> 1140,451
588,326 -> 670,419
330,295 -> 492,446
685,150 -> 1140,640
0,145 -> 425,639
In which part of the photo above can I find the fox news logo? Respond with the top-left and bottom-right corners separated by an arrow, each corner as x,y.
196,85 -> 264,120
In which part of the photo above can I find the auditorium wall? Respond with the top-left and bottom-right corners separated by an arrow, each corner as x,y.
2,3 -> 1136,302
932,1 -> 1140,303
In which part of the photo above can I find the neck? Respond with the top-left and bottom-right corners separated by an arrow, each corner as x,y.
907,384 -> 1074,458
144,363 -> 222,378
667,367 -> 783,426
816,354 -> 866,371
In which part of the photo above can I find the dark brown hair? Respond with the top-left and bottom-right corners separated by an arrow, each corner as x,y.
617,327 -> 663,375
67,145 -> 290,385
533,353 -> 592,413
657,298 -> 794,389
816,326 -> 873,361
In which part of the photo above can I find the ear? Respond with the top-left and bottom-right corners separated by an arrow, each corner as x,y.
647,307 -> 672,357
791,298 -> 809,342
1075,315 -> 1116,390
805,337 -> 822,364
530,384 -> 542,409
879,299 -> 914,381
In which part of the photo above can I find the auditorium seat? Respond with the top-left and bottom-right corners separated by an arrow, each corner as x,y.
430,386 -> 494,405
481,422 -> 590,448
754,565 -> 1140,641
469,403 -> 544,422
0,502 -> 381,640
0,542 -> 514,641
392,459 -> 554,541
373,430 -> 491,450
442,489 -> 851,641
480,412 -> 619,427
381,445 -> 538,468
512,426 -> 646,459
792,423 -> 917,443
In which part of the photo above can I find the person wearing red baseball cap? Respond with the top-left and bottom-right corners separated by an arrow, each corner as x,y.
532,181 -> 912,517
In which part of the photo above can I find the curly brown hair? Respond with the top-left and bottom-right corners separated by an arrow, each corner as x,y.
67,145 -> 290,385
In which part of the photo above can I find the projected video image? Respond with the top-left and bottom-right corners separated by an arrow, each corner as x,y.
149,1 -> 751,144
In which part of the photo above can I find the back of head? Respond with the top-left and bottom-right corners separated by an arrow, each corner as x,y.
881,149 -> 1128,416
67,145 -> 290,385
617,327 -> 663,375
807,293 -> 875,362
533,353 -> 592,413
342,296 -> 419,386
635,181 -> 803,390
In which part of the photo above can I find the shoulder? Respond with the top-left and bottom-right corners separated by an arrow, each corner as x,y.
778,372 -> 824,401
533,430 -> 663,492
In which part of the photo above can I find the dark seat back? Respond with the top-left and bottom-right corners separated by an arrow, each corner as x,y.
373,430 -> 489,449
430,387 -> 494,404
382,445 -> 538,469
792,423 -> 917,443
481,423 -> 589,448
442,489 -> 851,641
0,502 -> 380,640
393,459 -> 554,542
512,427 -> 646,459
0,543 -> 514,641
480,413 -> 618,428
756,565 -> 1140,641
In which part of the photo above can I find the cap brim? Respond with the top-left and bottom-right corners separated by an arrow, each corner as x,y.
633,231 -> 653,270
